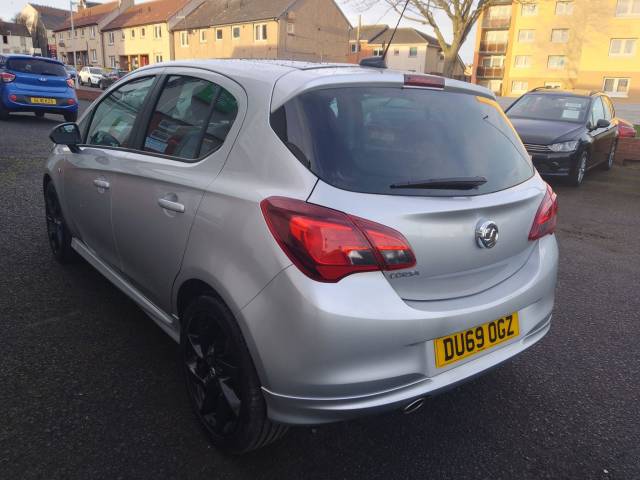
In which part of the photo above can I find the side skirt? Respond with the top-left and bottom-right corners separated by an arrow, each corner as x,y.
71,238 -> 180,343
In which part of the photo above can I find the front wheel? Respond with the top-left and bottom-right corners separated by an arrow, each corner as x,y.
602,140 -> 617,171
181,295 -> 287,453
569,151 -> 588,187
35,111 -> 45,118
44,181 -> 76,263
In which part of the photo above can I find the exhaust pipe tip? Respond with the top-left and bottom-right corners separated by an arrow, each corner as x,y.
402,398 -> 425,415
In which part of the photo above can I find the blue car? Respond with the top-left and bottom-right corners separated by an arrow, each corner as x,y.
0,55 -> 78,122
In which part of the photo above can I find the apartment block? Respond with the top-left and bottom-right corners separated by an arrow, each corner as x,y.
54,0 -> 133,67
171,0 -> 350,63
472,0 -> 640,101
101,0 -> 202,70
348,24 -> 466,79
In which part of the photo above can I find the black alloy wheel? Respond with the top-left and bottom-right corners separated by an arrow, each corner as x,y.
181,295 -> 287,453
44,182 -> 75,263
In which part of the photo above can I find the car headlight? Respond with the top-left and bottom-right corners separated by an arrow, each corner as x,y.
548,141 -> 578,152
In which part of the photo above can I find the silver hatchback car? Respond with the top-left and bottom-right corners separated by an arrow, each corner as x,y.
44,60 -> 558,453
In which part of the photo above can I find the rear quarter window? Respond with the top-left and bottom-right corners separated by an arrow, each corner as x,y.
271,87 -> 533,197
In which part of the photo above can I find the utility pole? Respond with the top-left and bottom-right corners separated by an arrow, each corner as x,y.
69,0 -> 77,88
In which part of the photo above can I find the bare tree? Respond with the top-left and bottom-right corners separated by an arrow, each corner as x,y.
350,0 -> 525,77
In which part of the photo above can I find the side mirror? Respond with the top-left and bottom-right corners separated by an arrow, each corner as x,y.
596,118 -> 610,129
50,122 -> 81,153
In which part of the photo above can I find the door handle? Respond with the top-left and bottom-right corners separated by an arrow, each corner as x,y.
158,196 -> 185,213
93,178 -> 110,190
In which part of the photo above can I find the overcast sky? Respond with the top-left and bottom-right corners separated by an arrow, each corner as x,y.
1,0 -> 476,63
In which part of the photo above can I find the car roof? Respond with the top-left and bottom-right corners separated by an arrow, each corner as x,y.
2,54 -> 64,65
134,59 -> 491,112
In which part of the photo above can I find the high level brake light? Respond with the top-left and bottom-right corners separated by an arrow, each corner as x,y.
404,74 -> 445,89
529,184 -> 558,241
261,197 -> 416,282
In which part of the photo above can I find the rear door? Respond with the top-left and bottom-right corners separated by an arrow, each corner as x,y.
110,67 -> 245,312
276,84 -> 541,301
64,74 -> 158,268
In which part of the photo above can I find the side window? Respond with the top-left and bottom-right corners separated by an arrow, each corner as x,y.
143,75 -> 238,160
86,76 -> 156,148
602,97 -> 614,120
590,97 -> 605,125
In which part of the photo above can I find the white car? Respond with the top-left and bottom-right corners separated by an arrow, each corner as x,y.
78,66 -> 105,87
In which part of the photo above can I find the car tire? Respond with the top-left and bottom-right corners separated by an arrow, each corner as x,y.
64,111 -> 78,122
44,181 -> 76,263
602,140 -> 616,171
0,102 -> 9,120
99,80 -> 105,90
181,294 -> 288,454
35,111 -> 45,118
569,151 -> 588,187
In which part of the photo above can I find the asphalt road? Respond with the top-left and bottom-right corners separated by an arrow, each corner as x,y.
1,104 -> 639,480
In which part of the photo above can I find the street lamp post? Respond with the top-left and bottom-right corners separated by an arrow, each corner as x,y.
69,0 -> 77,88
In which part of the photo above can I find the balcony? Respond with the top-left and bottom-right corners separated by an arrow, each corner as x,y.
482,17 -> 511,29
479,42 -> 508,53
476,66 -> 504,78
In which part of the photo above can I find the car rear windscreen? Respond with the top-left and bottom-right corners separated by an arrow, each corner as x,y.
270,87 -> 533,197
6,58 -> 67,77
507,94 -> 590,123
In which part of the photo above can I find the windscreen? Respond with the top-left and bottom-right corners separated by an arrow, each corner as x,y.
90,68 -> 104,74
7,58 -> 66,77
271,87 -> 533,197
507,94 -> 590,123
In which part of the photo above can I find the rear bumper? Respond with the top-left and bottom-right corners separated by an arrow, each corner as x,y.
239,234 -> 559,425
1,91 -> 78,114
529,150 -> 579,176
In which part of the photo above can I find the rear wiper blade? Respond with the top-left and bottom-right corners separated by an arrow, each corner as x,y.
389,176 -> 488,190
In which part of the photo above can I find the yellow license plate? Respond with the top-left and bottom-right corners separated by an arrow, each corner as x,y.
434,313 -> 519,368
31,97 -> 56,105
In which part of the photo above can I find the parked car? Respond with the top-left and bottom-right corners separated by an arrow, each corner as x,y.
99,69 -> 127,90
505,88 -> 618,186
617,118 -> 637,138
64,64 -> 77,81
44,61 -> 558,453
0,54 -> 78,121
78,66 -> 106,88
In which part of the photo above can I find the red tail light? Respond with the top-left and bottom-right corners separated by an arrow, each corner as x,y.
1,72 -> 16,83
261,197 -> 416,282
66,78 -> 75,88
529,184 -> 558,241
67,98 -> 76,105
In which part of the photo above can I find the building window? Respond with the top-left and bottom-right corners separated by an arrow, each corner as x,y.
603,77 -> 630,97
373,48 -> 383,57
74,29 -> 77,37
131,29 -> 135,39
482,56 -> 504,67
154,25 -> 162,38
547,55 -> 567,69
514,55 -> 532,68
140,27 -> 146,38
180,31 -> 189,47
200,29 -> 207,43
81,28 -> 84,37
551,29 -> 569,43
216,29 -> 223,40
512,81 -> 528,93
609,38 -> 637,56
616,0 -> 640,16
409,47 -> 418,57
155,54 -> 163,63
287,22 -> 295,35
518,29 -> 535,42
109,55 -> 116,68
121,30 -> 125,40
108,31 -> 114,45
255,24 -> 267,41
90,49 -> 97,62
555,1 -> 573,15
394,48 -> 399,56
544,81 -> 562,89
90,26 -> 96,37
487,5 -> 511,19
232,26 -> 241,39
521,3 -> 538,16
350,43 -> 358,53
